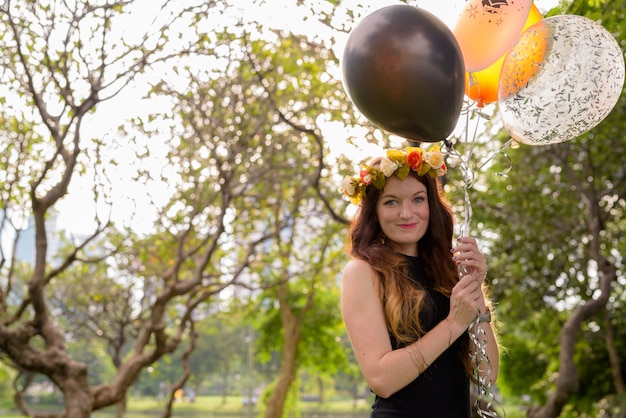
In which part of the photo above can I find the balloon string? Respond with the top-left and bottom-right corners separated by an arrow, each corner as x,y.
477,138 -> 515,176
445,110 -> 516,240
444,101 -> 507,418
469,317 -> 506,417
443,100 -> 479,239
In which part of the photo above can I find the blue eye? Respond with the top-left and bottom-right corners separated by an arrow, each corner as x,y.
413,196 -> 425,203
383,199 -> 397,206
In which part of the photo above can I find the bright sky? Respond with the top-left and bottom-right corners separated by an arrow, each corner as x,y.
55,0 -> 561,235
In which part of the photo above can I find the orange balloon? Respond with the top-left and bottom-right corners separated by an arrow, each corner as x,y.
498,12 -> 549,100
465,3 -> 543,106
454,0 -> 532,72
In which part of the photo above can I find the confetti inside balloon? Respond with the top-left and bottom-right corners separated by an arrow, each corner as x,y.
498,15 -> 625,146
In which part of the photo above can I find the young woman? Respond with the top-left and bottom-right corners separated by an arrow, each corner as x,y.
340,147 -> 499,417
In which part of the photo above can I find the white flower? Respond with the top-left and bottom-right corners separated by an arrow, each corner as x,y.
425,151 -> 444,169
340,176 -> 356,195
379,157 -> 398,177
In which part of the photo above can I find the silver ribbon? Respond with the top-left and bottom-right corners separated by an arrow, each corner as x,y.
444,100 -> 511,418
468,316 -> 505,417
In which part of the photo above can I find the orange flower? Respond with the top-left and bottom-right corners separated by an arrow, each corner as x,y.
360,169 -> 373,185
406,149 -> 423,171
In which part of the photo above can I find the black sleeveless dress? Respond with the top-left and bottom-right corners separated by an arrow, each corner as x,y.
371,255 -> 471,417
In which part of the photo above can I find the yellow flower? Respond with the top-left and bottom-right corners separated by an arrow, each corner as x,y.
386,149 -> 406,166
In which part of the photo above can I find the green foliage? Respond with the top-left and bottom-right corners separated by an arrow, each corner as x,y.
133,353 -> 186,398
252,273 -> 348,372
568,310 -> 626,413
474,136 -> 626,409
498,331 -> 550,401
467,0 -> 626,412
6,0 -> 624,416
187,314 -> 250,392
1,1 -> 356,416
0,363 -> 15,402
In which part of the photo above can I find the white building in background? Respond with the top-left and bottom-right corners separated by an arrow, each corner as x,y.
2,210 -> 62,265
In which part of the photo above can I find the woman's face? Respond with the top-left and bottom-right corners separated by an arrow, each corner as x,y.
376,175 -> 430,257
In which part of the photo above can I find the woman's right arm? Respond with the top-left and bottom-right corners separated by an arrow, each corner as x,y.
341,259 -> 473,398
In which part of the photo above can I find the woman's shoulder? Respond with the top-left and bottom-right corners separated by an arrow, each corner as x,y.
343,258 -> 376,278
342,258 -> 383,294
341,259 -> 381,310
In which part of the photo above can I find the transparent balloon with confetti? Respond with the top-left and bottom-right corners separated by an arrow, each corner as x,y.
498,14 -> 625,146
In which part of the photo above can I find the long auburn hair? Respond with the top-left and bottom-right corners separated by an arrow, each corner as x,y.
347,168 -> 474,375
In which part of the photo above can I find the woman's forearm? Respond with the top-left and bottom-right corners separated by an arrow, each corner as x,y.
369,318 -> 467,398
470,320 -> 500,385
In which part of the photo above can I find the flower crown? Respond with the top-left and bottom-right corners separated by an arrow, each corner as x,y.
340,146 -> 447,205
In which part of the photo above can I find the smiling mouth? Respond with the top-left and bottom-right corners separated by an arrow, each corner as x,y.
397,223 -> 417,229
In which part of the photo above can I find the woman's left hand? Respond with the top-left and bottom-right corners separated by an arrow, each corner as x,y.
451,236 -> 488,283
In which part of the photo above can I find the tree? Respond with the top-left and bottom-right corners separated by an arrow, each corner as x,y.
0,0 -> 238,415
0,1 -> 334,416
0,1 -> 230,416
252,214 -> 347,418
214,29 -> 353,417
188,315 -> 250,402
469,1 -> 626,415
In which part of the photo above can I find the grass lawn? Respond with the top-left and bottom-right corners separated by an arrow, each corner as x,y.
0,395 -> 529,417
0,395 -> 372,417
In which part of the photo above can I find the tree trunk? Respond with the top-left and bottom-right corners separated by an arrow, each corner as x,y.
264,303 -> 302,418
58,372 -> 94,418
352,380 -> 360,409
222,371 -> 229,404
115,398 -> 126,418
604,311 -> 624,395
115,395 -> 127,418
527,259 -> 616,418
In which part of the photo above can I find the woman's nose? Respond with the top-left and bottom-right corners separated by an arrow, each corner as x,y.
399,202 -> 411,218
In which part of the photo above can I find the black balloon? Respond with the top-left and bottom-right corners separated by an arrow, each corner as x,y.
342,5 -> 465,142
